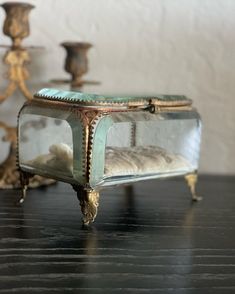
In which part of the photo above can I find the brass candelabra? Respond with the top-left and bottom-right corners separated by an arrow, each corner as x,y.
0,2 -> 54,188
0,2 -> 34,102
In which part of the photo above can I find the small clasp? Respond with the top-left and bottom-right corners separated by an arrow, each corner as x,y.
145,104 -> 155,113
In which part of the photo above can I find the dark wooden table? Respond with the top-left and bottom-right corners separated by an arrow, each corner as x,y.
0,176 -> 235,293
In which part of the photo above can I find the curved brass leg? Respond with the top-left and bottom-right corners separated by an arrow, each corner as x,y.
0,82 -> 17,103
185,173 -> 202,201
18,81 -> 33,100
19,171 -> 30,204
73,186 -> 99,225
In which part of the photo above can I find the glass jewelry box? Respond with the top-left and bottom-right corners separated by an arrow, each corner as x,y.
17,88 -> 202,224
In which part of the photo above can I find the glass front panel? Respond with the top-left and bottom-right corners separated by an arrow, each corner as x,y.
90,111 -> 201,188
19,113 -> 73,180
18,106 -> 85,184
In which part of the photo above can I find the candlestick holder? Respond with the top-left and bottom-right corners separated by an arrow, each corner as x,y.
51,41 -> 100,90
0,2 -> 54,188
0,2 -> 35,102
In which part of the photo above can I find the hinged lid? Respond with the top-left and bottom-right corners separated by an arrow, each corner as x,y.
34,88 -> 192,109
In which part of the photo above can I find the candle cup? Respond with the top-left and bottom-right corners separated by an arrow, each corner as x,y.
61,42 -> 92,87
1,2 -> 34,48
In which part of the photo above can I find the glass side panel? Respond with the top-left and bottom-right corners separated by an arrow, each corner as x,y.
19,113 -> 74,181
90,111 -> 201,188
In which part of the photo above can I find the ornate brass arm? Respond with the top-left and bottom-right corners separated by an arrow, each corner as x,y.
0,48 -> 33,103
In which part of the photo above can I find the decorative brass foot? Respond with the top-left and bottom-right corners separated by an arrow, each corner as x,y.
73,186 -> 99,225
19,185 -> 27,204
19,172 -> 30,204
185,173 -> 202,201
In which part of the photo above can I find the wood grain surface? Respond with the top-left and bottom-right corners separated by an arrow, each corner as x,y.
0,176 -> 234,293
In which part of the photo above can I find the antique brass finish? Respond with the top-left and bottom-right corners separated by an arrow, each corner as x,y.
0,2 -> 35,102
51,42 -> 99,90
34,88 -> 192,110
0,122 -> 18,188
18,170 -> 54,203
185,173 -> 202,201
0,2 -> 53,189
1,2 -> 34,48
19,171 -> 30,203
73,185 -> 100,225
0,48 -> 33,102
62,42 -> 92,88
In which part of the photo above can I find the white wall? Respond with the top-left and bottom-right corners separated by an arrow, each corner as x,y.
0,0 -> 235,174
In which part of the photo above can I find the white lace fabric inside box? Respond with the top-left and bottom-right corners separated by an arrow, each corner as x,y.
25,143 -> 192,178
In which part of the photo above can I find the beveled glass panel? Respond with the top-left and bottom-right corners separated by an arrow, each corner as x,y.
90,111 -> 201,188
18,105 -> 85,184
19,113 -> 73,180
